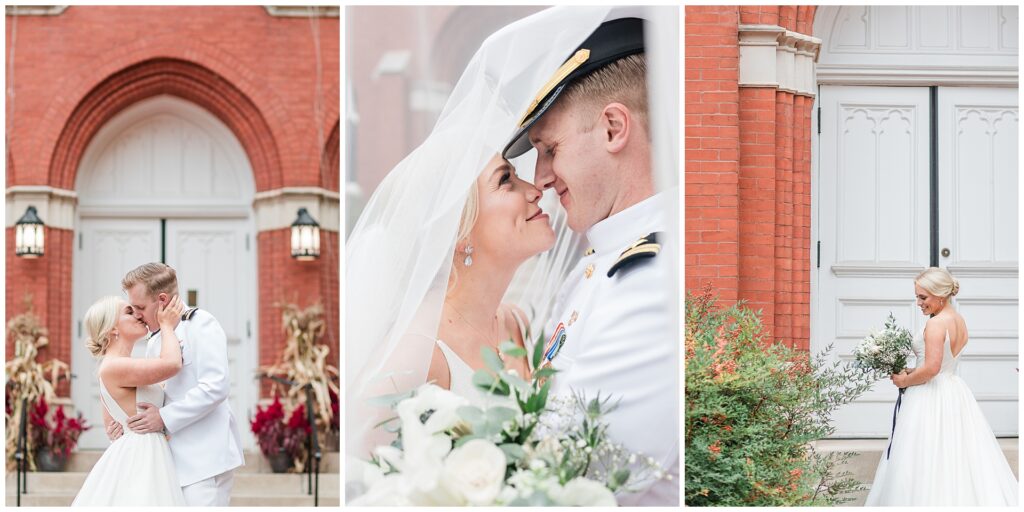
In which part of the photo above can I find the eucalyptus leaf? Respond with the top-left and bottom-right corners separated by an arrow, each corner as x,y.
473,369 -> 510,396
457,405 -> 485,425
482,346 -> 505,373
500,371 -> 531,394
499,443 -> 527,462
486,406 -> 518,424
533,367 -> 558,380
499,340 -> 527,358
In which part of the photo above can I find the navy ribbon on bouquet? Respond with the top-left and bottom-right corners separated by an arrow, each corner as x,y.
886,387 -> 906,459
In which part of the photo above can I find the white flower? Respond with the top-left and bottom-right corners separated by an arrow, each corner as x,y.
440,439 -> 507,505
397,383 -> 468,436
551,478 -> 617,506
349,473 -> 413,506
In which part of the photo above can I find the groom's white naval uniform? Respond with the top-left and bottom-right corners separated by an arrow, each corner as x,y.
146,307 -> 244,506
543,190 -> 679,506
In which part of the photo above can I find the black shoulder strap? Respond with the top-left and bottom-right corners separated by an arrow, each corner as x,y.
181,307 -> 199,321
607,232 -> 662,278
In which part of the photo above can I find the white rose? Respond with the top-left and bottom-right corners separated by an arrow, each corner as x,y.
867,343 -> 881,355
397,383 -> 469,436
440,439 -> 507,505
348,473 -> 413,506
552,477 -> 618,506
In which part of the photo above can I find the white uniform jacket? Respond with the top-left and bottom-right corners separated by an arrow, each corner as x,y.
147,308 -> 244,487
544,190 -> 680,506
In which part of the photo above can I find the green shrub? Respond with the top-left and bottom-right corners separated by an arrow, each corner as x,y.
684,286 -> 875,506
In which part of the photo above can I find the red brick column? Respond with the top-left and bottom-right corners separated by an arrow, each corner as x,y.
686,5 -> 817,349
685,6 -> 741,303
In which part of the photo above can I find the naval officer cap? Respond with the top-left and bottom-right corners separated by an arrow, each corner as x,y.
502,17 -> 645,160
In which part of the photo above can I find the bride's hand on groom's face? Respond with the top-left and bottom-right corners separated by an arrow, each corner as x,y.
157,295 -> 184,330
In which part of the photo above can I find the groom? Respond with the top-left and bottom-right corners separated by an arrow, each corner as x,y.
105,262 -> 244,506
503,17 -> 679,505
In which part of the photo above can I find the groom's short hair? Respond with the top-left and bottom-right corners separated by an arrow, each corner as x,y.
558,52 -> 648,137
122,262 -> 179,298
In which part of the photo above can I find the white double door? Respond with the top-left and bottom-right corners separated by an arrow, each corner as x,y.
71,217 -> 257,449
816,85 -> 1019,437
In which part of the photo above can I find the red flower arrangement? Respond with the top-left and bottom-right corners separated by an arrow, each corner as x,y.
329,388 -> 339,432
250,396 -> 310,467
28,396 -> 91,459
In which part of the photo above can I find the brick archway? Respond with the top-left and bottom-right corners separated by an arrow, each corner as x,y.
49,58 -> 282,193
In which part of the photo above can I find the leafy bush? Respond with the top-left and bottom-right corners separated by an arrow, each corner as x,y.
684,285 -> 874,506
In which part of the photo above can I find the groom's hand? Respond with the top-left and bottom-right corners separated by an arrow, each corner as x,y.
127,402 -> 165,434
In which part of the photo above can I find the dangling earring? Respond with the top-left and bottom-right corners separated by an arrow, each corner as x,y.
463,244 -> 474,267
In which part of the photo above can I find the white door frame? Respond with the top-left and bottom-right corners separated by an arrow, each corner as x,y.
71,95 -> 259,449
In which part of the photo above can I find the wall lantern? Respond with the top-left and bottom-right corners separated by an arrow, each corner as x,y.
15,206 -> 45,258
291,207 -> 320,261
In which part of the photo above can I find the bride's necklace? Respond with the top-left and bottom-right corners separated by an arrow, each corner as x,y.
446,302 -> 505,362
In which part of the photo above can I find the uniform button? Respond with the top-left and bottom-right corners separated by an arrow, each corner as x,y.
584,264 -> 595,279
568,310 -> 579,326
584,248 -> 595,256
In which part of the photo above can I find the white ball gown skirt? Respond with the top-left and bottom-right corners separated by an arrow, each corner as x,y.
71,379 -> 185,506
71,430 -> 186,506
865,372 -> 1018,506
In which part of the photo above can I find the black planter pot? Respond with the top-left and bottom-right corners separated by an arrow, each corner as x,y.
268,451 -> 292,473
35,449 -> 68,472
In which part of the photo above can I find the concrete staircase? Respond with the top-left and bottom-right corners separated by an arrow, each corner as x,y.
6,450 -> 339,506
812,438 -> 1018,506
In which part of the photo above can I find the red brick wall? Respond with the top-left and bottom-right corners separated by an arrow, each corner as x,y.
686,5 -> 816,349
5,6 -> 339,395
685,6 -> 741,303
257,229 -> 340,395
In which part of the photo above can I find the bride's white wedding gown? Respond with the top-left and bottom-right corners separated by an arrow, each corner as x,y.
865,327 -> 1019,506
72,377 -> 186,506
435,340 -> 514,407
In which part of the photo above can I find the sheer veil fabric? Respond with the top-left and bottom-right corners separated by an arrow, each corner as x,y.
344,5 -> 666,465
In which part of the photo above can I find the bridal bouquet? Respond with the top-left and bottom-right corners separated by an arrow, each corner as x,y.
351,340 -> 665,506
853,313 -> 914,377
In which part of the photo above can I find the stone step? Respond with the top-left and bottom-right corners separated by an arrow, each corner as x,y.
6,472 -> 339,495
812,437 -> 1018,506
60,449 -> 338,473
5,493 -> 341,507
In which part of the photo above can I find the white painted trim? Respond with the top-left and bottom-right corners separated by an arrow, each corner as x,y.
830,264 -> 924,277
817,65 -> 1019,86
253,187 -> 340,233
5,5 -> 67,16
814,6 -> 1019,87
264,6 -> 339,18
738,25 -> 821,96
6,186 -> 77,230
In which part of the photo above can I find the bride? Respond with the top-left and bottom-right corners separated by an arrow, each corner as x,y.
345,7 -> 618,464
72,295 -> 186,506
428,154 -> 554,396
866,267 -> 1018,506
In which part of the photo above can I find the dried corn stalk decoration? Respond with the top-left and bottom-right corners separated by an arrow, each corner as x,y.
259,302 -> 339,444
5,297 -> 71,471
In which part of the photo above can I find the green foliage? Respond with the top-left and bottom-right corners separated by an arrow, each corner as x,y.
684,286 -> 875,506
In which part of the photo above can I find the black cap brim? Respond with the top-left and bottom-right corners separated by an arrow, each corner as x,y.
502,17 -> 645,160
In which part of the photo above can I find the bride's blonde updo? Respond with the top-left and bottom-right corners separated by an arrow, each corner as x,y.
83,296 -> 122,357
915,267 -> 960,298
